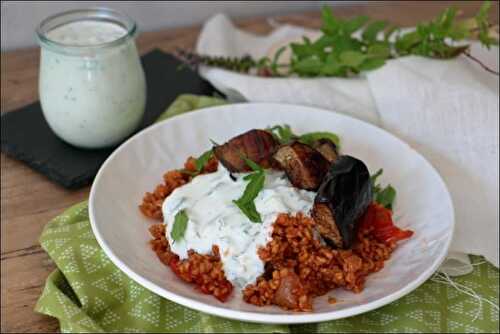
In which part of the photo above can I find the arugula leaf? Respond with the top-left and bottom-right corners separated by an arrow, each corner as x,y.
370,168 -> 397,209
267,125 -> 341,148
194,149 -> 214,173
375,185 -> 396,210
267,124 -> 298,144
298,131 -> 340,147
233,158 -> 266,223
171,210 -> 188,242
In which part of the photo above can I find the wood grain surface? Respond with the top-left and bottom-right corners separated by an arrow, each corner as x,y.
1,2 -> 497,332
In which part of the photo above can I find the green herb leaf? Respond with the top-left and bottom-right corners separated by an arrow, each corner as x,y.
375,185 -> 396,210
180,1 -> 497,77
359,57 -> 386,71
243,157 -> 264,173
395,31 -> 422,53
194,149 -> 214,173
345,15 -> 370,34
367,43 -> 391,58
171,210 -> 189,242
298,131 -> 341,147
267,124 -> 298,144
339,50 -> 366,68
233,161 -> 265,223
475,1 -> 498,48
362,20 -> 388,42
371,168 -> 397,209
179,169 -> 197,176
292,56 -> 324,76
370,168 -> 383,185
321,6 -> 339,35
384,26 -> 399,42
233,200 -> 261,223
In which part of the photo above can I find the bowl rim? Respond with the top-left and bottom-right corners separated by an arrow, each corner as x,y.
89,102 -> 454,324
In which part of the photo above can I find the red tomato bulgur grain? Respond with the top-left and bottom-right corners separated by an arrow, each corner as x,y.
141,157 -> 401,311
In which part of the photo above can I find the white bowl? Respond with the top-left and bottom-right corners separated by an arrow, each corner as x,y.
89,103 -> 454,324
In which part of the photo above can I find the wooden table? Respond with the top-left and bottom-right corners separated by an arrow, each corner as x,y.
2,2 -> 497,332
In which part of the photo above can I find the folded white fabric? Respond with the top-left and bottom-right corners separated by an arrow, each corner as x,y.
196,14 -> 500,274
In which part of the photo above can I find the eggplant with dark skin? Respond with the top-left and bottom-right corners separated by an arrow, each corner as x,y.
312,138 -> 339,163
213,129 -> 279,172
311,155 -> 372,249
273,142 -> 330,191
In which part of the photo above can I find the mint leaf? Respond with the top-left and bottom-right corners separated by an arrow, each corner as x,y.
298,131 -> 340,147
367,43 -> 391,58
371,169 -> 397,209
362,20 -> 388,42
171,210 -> 188,242
384,26 -> 399,42
359,57 -> 386,71
345,15 -> 370,34
339,50 -> 366,68
395,31 -> 422,54
243,157 -> 264,173
184,2 -> 497,77
375,185 -> 396,210
370,168 -> 383,184
234,200 -> 261,223
321,6 -> 339,35
292,56 -> 324,75
195,149 -> 214,173
233,163 -> 265,223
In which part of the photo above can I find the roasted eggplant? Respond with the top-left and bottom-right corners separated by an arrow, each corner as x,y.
312,138 -> 339,163
311,155 -> 372,249
273,142 -> 330,191
213,129 -> 279,172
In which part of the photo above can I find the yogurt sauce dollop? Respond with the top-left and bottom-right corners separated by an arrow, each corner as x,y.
46,20 -> 127,45
163,166 -> 315,289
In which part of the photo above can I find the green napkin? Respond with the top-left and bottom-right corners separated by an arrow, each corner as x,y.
35,95 -> 499,333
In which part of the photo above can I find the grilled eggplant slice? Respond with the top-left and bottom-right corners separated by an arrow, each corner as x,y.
312,138 -> 339,163
273,142 -> 330,190
213,129 -> 278,172
312,155 -> 372,249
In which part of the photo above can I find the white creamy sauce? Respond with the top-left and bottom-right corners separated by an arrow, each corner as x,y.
39,20 -> 146,148
163,167 -> 315,289
47,20 -> 127,45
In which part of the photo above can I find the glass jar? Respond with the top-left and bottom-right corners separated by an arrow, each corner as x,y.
36,8 -> 146,149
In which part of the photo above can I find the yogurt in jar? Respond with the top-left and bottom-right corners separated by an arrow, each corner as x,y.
37,9 -> 146,149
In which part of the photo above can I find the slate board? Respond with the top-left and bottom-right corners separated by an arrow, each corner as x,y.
1,50 -> 217,189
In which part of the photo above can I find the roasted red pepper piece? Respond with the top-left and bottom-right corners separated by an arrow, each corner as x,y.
360,203 -> 413,244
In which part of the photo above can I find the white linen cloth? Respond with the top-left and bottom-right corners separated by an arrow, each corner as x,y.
196,14 -> 499,274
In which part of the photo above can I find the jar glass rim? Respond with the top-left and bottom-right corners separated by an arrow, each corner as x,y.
36,7 -> 137,54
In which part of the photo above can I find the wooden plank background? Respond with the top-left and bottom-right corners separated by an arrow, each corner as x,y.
1,2 -> 497,332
